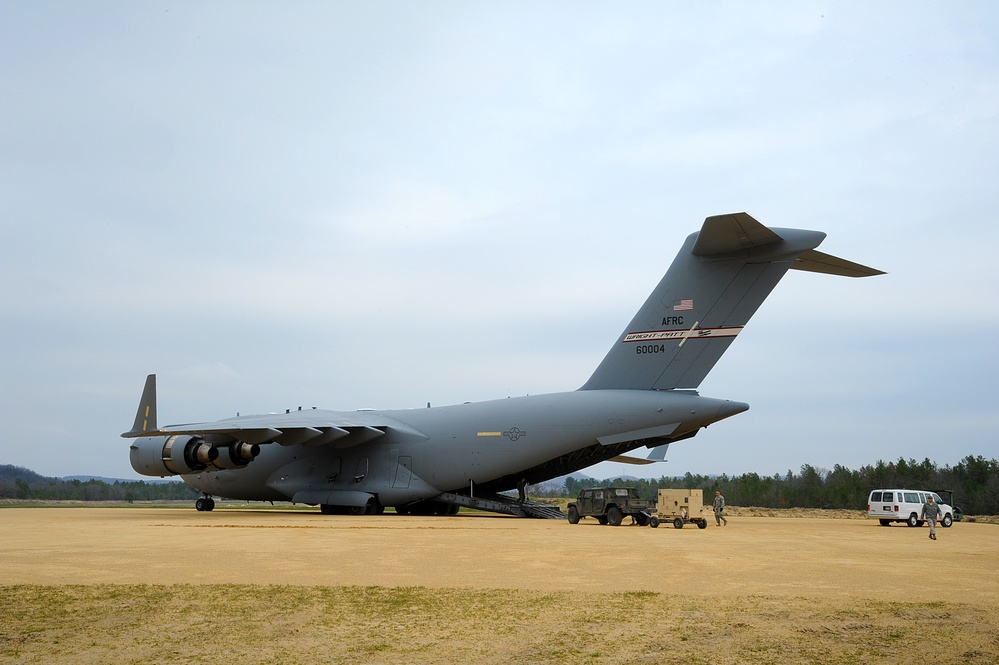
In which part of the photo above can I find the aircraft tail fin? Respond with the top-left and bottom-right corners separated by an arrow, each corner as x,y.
580,213 -> 883,391
122,374 -> 157,437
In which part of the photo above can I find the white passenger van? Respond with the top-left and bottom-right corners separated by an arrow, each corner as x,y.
868,489 -> 954,528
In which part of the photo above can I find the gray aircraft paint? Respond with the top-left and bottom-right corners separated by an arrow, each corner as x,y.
124,212 -> 882,513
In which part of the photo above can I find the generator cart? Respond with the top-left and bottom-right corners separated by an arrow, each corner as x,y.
656,489 -> 708,529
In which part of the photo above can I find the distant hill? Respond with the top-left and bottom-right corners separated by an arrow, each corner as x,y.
0,464 -> 53,484
0,464 -> 197,501
0,466 -> 181,485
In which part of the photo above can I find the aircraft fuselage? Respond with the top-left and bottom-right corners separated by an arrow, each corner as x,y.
178,389 -> 747,505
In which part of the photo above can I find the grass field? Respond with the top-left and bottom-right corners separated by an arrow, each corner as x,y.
3,584 -> 998,664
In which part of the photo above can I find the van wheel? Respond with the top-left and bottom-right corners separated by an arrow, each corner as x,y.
879,519 -> 891,526
907,513 -> 919,527
942,514 -> 953,528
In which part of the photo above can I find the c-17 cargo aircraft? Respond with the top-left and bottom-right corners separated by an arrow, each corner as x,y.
124,212 -> 883,517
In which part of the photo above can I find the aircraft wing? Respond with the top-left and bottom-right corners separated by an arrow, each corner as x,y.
122,375 -> 423,448
606,443 -> 670,466
606,454 -> 658,466
150,411 -> 421,448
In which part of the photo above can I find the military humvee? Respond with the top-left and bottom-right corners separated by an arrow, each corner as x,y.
566,487 -> 659,527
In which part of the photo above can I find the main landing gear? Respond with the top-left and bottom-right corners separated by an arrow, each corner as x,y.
195,495 -> 216,512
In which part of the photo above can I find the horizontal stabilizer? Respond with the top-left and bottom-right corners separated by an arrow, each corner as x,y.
792,249 -> 886,277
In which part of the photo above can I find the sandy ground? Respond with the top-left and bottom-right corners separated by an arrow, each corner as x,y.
1,506 -> 997,664
1,507 -> 995,603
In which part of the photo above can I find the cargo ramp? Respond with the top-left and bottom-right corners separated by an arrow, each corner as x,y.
436,491 -> 566,519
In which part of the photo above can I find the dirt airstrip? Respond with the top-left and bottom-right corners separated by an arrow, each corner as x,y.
1,506 -> 997,664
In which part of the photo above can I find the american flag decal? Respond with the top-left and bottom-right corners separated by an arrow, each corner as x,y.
673,299 -> 694,311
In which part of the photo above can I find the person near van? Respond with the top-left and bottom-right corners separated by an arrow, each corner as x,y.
921,496 -> 941,540
713,491 -> 727,526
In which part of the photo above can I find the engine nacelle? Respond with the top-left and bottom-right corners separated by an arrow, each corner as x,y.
211,441 -> 261,470
129,435 -> 219,477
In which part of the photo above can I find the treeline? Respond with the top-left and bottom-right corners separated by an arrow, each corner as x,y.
0,465 -> 199,502
551,455 -> 999,515
4,456 -> 998,513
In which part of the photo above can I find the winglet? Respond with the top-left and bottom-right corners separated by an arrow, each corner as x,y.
122,374 -> 157,438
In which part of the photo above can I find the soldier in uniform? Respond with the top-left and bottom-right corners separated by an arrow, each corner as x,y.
921,495 -> 941,540
713,490 -> 727,526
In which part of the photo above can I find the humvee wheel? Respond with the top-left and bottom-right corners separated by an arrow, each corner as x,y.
635,513 -> 649,527
567,506 -> 580,524
606,506 -> 623,526
673,517 -> 684,529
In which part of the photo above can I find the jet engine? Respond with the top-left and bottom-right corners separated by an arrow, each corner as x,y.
211,441 -> 261,470
129,436 -> 263,476
129,435 -> 218,477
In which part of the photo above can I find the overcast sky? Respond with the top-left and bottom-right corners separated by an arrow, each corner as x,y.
2,2 -> 997,483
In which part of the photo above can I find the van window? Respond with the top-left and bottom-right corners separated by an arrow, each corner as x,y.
931,493 -> 943,503
870,492 -> 883,502
904,492 -> 919,502
880,492 -> 893,502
